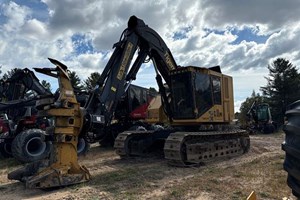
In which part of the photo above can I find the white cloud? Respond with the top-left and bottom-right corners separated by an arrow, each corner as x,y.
200,0 -> 300,34
234,100 -> 244,113
22,19 -> 48,40
1,0 -> 300,111
1,2 -> 31,33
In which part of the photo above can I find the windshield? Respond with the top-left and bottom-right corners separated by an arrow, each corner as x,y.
171,73 -> 195,119
194,73 -> 213,116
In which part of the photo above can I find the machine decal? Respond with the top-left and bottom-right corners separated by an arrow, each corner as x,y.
164,51 -> 176,70
111,86 -> 116,92
117,42 -> 133,80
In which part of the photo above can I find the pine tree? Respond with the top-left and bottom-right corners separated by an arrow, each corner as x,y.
260,58 -> 300,124
84,72 -> 101,90
68,70 -> 83,91
239,90 -> 264,126
2,68 -> 19,80
41,80 -> 51,91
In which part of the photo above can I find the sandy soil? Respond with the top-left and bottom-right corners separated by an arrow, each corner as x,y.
0,132 -> 296,200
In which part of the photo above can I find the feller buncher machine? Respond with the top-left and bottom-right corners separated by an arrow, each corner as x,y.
246,101 -> 276,134
0,68 -> 53,162
9,59 -> 91,188
0,68 -> 89,163
8,16 -> 250,188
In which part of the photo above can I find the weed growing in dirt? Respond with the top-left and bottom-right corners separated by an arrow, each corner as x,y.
0,158 -> 19,169
259,191 -> 271,198
88,197 -> 100,200
231,190 -> 243,200
168,189 -> 185,199
90,165 -> 169,198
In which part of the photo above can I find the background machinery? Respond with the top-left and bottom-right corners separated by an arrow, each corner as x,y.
0,68 -> 53,162
94,84 -> 157,146
246,101 -> 277,134
0,68 -> 89,162
9,60 -> 91,188
9,15 -> 250,188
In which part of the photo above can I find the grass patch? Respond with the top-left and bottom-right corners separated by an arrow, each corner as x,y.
0,158 -> 19,169
88,197 -> 101,200
169,189 -> 185,199
259,191 -> 271,198
231,190 -> 243,200
247,158 -> 260,165
0,133 -> 291,200
91,168 -> 140,192
90,164 -> 171,198
159,147 -> 290,199
233,171 -> 242,178
69,182 -> 88,191
209,178 -> 220,184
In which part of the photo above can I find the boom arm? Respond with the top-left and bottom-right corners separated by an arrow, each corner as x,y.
84,16 -> 178,132
0,68 -> 53,120
4,68 -> 52,101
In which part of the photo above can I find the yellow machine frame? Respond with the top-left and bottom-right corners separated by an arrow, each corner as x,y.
146,67 -> 235,126
11,60 -> 91,189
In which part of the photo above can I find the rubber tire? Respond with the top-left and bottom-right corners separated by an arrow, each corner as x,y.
77,137 -> 90,156
0,133 -> 13,158
283,100 -> 300,198
11,129 -> 52,163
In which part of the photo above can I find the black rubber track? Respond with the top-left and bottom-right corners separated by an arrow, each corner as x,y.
11,129 -> 52,163
283,100 -> 300,198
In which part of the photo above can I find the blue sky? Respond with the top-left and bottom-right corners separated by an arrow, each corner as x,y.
1,0 -> 300,112
204,27 -> 270,45
230,28 -> 270,44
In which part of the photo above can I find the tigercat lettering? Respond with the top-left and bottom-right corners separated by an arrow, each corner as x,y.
117,42 -> 133,80
164,51 -> 176,70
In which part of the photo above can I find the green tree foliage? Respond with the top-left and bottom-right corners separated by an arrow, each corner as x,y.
239,90 -> 265,126
68,70 -> 83,91
2,68 -> 19,80
84,72 -> 101,90
149,87 -> 158,95
260,58 -> 300,125
41,80 -> 51,92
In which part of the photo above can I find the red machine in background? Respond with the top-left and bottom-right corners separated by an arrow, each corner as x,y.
90,84 -> 157,146
0,68 -> 53,161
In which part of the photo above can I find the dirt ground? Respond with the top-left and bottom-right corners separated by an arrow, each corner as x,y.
0,132 -> 296,200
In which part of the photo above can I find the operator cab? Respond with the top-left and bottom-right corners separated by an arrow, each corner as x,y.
254,104 -> 272,123
170,66 -> 228,121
